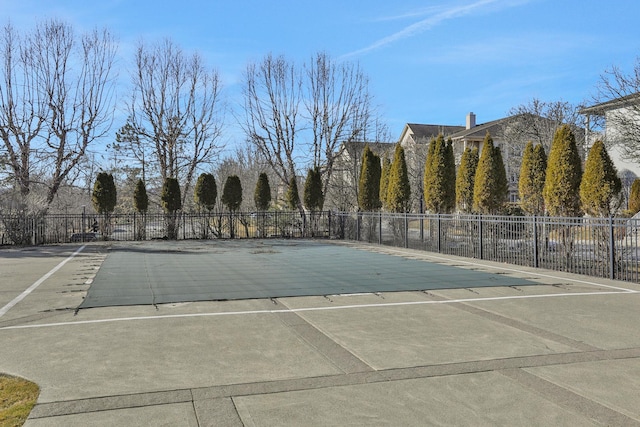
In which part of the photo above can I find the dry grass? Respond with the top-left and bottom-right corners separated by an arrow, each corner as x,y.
0,375 -> 39,427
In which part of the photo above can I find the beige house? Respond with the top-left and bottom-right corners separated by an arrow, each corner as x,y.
329,112 -> 585,211
398,113 -> 526,205
328,141 -> 395,211
448,113 -> 522,202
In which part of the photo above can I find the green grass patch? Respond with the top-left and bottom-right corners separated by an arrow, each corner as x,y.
0,375 -> 39,427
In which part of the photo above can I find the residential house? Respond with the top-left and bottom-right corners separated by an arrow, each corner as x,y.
329,112 -> 585,212
399,113 -> 533,205
401,112 -> 588,207
398,123 -> 465,210
581,94 -> 640,178
448,113 -> 522,202
327,141 -> 395,211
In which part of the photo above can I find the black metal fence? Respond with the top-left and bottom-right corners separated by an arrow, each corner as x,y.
4,210 -> 640,284
0,211 -> 333,245
330,212 -> 640,283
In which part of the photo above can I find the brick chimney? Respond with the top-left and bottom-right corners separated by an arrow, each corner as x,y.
466,112 -> 476,130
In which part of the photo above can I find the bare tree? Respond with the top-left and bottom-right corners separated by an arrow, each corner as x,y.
505,98 -> 584,153
128,38 -> 224,205
305,52 -> 374,198
241,54 -> 301,208
240,52 -> 379,211
0,20 -> 116,207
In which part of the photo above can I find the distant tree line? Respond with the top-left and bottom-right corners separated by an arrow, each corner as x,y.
0,19 -> 382,219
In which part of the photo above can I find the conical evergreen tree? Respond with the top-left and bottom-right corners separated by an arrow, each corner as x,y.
424,134 -> 455,213
423,136 -> 437,208
580,140 -> 621,217
628,178 -> 640,215
473,132 -> 507,214
456,147 -> 478,213
303,167 -> 324,211
444,138 -> 456,213
221,175 -> 243,212
543,125 -> 583,217
358,145 -> 382,211
194,173 -> 217,211
254,173 -> 271,211
379,156 -> 391,209
518,142 -> 547,215
161,177 -> 182,213
133,178 -> 149,213
494,145 -> 508,204
161,177 -> 182,240
92,172 -> 117,215
386,143 -> 411,212
286,176 -> 300,210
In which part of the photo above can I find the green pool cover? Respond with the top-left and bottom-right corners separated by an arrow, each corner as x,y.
79,240 -> 535,308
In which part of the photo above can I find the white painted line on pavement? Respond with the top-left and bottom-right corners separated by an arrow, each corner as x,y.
0,245 -> 87,318
1,288 -> 637,331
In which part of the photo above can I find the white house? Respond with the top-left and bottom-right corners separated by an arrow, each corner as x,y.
581,94 -> 640,178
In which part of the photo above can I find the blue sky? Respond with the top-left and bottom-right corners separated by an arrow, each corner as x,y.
3,0 -> 640,144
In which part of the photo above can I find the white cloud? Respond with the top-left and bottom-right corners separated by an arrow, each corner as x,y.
340,0 -> 531,60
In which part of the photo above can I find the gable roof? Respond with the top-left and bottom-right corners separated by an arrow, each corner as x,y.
337,141 -> 395,161
399,123 -> 465,142
580,93 -> 640,115
448,116 -> 512,141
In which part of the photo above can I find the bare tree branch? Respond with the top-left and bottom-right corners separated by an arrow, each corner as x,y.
0,20 -> 117,206
240,52 -> 380,211
305,52 -> 374,199
240,54 -> 301,192
128,38 -> 224,205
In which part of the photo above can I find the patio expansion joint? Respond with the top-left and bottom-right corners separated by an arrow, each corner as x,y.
272,307 -> 374,375
499,367 -> 640,426
27,347 -> 640,420
431,293 -> 601,352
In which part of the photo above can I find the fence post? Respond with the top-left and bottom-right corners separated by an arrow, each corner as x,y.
82,209 -> 86,243
303,212 -> 307,238
437,214 -> 441,253
404,212 -> 408,249
478,214 -> 483,260
356,213 -> 361,241
609,216 -> 615,280
327,211 -> 331,238
379,211 -> 382,245
533,216 -> 539,268
31,216 -> 36,246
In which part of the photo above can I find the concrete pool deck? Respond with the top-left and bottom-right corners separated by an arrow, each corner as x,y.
1,240 -> 639,426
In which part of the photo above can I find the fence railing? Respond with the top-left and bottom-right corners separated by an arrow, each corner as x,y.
0,211 -> 332,246
4,210 -> 640,284
329,212 -> 640,283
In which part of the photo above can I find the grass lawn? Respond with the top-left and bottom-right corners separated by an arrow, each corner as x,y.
0,375 -> 39,427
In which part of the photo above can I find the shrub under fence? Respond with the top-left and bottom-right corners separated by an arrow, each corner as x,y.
330,212 -> 640,283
